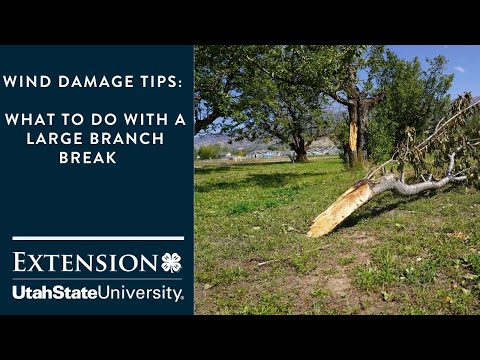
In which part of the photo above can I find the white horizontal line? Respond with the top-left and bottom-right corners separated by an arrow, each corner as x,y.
12,236 -> 184,241
12,278 -> 183,281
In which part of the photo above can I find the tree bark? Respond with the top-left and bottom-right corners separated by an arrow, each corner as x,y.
307,172 -> 465,238
347,99 -> 374,167
295,152 -> 309,162
357,96 -> 369,163
290,139 -> 309,162
347,103 -> 359,167
345,91 -> 385,168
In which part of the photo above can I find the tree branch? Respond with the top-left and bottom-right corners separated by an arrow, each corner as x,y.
243,54 -> 298,86
195,109 -> 220,134
327,92 -> 350,106
307,150 -> 468,238
308,95 -> 478,238
371,172 -> 465,197
366,90 -> 386,107
366,151 -> 399,179
446,146 -> 462,175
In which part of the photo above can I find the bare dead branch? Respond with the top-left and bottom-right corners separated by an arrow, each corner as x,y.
366,151 -> 399,179
366,161 -> 394,180
308,150 -> 468,238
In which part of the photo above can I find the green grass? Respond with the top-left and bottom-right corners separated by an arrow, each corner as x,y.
194,156 -> 480,314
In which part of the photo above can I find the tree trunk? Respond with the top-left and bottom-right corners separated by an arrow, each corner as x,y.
357,97 -> 369,164
345,91 -> 385,168
347,103 -> 359,167
295,152 -> 308,162
290,139 -> 308,162
307,173 -> 465,238
347,99 -> 371,168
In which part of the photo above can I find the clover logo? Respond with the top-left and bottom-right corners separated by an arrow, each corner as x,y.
161,253 -> 182,273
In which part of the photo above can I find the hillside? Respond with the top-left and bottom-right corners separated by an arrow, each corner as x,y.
194,134 -> 267,149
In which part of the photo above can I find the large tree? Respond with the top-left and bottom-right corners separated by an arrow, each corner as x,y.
242,45 -> 388,167
229,70 -> 331,162
307,93 -> 480,238
319,45 -> 387,167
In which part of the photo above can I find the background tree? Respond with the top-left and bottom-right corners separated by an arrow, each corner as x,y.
228,49 -> 332,162
368,51 -> 453,163
197,144 -> 222,160
307,93 -> 480,238
243,45 -> 389,167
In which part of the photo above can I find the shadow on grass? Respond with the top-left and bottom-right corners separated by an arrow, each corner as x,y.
341,199 -> 406,229
195,156 -> 342,175
195,166 -> 232,175
337,185 -> 457,231
247,172 -> 333,188
195,171 -> 332,192
195,181 -> 240,193
195,161 -> 295,176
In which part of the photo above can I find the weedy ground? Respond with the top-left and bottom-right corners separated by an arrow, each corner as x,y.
194,156 -> 480,314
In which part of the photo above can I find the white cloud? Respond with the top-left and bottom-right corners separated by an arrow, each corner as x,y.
454,66 -> 465,73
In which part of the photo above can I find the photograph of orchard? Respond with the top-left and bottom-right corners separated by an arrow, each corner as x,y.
194,45 -> 480,314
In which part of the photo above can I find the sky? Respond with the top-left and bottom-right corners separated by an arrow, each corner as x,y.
388,45 -> 480,97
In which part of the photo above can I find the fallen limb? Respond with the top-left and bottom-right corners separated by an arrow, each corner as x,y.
307,94 -> 480,238
307,172 -> 466,238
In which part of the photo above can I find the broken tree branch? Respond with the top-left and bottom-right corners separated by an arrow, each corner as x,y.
366,153 -> 398,179
307,93 -> 479,239
307,148 -> 466,238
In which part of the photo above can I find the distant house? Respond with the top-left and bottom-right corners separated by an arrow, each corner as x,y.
280,151 -> 295,157
246,149 -> 298,158
229,155 -> 245,162
307,146 -> 340,156
219,152 -> 232,158
246,150 -> 281,158
246,150 -> 266,158
245,147 -> 340,159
